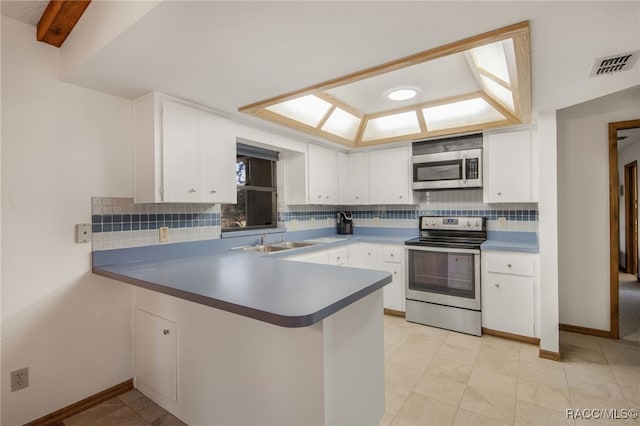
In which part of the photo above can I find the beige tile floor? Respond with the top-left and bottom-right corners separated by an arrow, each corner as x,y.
62,315 -> 640,426
382,315 -> 640,426
62,388 -> 186,426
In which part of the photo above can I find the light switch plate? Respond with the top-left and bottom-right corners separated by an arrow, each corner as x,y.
159,227 -> 170,242
76,223 -> 92,243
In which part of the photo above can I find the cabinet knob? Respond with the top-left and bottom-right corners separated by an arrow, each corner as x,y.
189,188 -> 197,193
495,283 -> 500,288
399,195 -> 403,199
507,264 -> 512,268
163,329 -> 170,335
497,192 -> 502,196
318,195 -> 322,199
356,196 -> 359,200
393,271 -> 397,275
337,256 -> 341,260
326,196 -> 329,199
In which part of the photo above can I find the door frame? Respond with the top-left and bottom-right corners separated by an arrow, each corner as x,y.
608,119 -> 640,339
623,161 -> 638,275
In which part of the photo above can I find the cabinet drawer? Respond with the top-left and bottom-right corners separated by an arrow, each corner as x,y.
382,247 -> 402,263
328,247 -> 349,265
483,253 -> 534,276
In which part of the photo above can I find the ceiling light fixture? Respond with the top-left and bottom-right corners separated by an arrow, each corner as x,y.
385,87 -> 420,101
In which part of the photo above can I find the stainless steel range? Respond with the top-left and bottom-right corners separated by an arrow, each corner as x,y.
404,216 -> 486,336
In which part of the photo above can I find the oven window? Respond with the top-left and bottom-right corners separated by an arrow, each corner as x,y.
408,250 -> 475,298
414,160 -> 462,182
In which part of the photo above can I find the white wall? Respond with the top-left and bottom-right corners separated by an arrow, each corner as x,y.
1,17 -> 134,425
537,111 -> 559,354
557,85 -> 640,332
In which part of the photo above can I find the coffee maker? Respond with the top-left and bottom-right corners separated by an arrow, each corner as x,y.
337,211 -> 354,234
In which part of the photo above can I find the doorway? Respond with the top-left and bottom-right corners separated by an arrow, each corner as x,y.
623,161 -> 638,276
609,119 -> 640,341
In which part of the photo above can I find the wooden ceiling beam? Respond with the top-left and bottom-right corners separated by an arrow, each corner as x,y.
37,0 -> 91,48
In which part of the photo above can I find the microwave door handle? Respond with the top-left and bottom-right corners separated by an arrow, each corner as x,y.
462,153 -> 467,184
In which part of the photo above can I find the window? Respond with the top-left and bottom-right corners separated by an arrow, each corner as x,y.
222,144 -> 278,232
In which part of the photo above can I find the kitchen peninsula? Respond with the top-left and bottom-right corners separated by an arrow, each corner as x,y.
93,243 -> 391,426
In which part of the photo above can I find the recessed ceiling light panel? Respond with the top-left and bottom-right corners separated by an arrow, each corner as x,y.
385,87 -> 420,101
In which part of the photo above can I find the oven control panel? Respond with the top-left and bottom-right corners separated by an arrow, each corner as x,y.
419,216 -> 484,231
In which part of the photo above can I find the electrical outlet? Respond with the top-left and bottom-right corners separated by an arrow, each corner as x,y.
159,227 -> 170,242
11,367 -> 28,392
498,217 -> 507,228
76,223 -> 91,243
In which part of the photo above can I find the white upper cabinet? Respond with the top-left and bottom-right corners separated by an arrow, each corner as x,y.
287,144 -> 339,205
285,143 -> 412,206
344,152 -> 370,204
308,144 -> 339,204
201,112 -> 236,203
134,93 -> 236,204
483,128 -> 537,203
369,146 -> 412,205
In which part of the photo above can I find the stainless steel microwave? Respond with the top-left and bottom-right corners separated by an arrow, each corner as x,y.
412,148 -> 482,190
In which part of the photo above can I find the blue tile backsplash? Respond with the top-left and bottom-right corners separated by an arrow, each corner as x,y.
93,188 -> 538,251
91,197 -> 221,250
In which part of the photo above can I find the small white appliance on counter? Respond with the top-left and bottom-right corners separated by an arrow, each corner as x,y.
404,216 -> 486,336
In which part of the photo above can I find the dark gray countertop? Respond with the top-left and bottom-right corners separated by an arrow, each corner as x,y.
93,248 -> 391,328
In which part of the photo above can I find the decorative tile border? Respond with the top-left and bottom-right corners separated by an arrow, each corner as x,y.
91,197 -> 221,251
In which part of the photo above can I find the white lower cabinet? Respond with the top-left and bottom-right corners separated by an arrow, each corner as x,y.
350,243 -> 405,313
380,246 -> 405,312
285,246 -> 350,265
285,242 -> 405,313
135,309 -> 177,401
481,251 -> 538,338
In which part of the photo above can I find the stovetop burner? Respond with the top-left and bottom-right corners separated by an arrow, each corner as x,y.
405,216 -> 487,249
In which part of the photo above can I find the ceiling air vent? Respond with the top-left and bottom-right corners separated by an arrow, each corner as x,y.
589,50 -> 639,77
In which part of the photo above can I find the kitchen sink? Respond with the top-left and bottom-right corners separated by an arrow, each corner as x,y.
271,241 -> 317,249
239,244 -> 291,253
235,241 -> 317,253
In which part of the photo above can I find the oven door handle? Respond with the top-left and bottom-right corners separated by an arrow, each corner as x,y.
405,245 -> 480,255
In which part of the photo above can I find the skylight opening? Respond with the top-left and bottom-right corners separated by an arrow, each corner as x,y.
240,22 -> 530,147
480,75 -> 515,111
265,95 -> 332,127
362,111 -> 420,141
321,108 -> 361,140
470,41 -> 511,84
422,98 -> 504,131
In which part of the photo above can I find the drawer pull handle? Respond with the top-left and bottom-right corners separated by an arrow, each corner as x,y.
163,329 -> 170,335
189,188 -> 197,193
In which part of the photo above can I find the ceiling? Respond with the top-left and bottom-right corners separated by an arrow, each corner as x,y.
2,1 -> 639,148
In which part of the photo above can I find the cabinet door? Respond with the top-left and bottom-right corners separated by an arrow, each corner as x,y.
202,112 -> 236,203
162,100 -> 203,202
346,152 -> 370,204
135,309 -> 177,401
351,243 -> 380,269
482,273 -> 534,337
308,144 -> 338,204
484,130 -> 532,203
369,147 -> 411,204
381,262 -> 405,312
